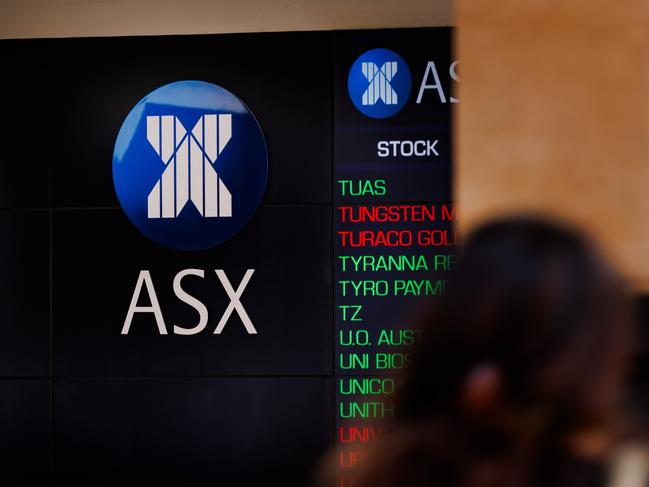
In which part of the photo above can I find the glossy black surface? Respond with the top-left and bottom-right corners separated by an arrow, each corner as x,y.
0,211 -> 49,376
0,41 -> 51,209
0,380 -> 50,484
53,378 -> 332,486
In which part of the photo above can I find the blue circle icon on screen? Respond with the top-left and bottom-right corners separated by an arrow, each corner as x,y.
348,48 -> 412,119
113,81 -> 268,251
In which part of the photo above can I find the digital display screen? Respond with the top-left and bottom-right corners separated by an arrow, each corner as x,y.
0,28 -> 454,485
333,29 -> 455,485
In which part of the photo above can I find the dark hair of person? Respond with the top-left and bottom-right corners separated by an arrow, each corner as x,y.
355,216 -> 633,487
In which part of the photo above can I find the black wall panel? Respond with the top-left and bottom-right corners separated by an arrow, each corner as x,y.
0,380 -> 50,484
0,211 -> 49,376
53,378 -> 331,486
0,41 -> 51,209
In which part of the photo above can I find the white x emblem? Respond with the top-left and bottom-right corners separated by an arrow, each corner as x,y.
146,114 -> 233,219
361,61 -> 399,106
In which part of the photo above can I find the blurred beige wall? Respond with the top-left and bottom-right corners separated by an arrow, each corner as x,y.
456,0 -> 649,291
0,0 -> 451,39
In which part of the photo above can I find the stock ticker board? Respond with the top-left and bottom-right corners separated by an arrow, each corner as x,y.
0,28 -> 455,486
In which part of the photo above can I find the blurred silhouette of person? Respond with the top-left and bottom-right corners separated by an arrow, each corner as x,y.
326,217 -> 647,487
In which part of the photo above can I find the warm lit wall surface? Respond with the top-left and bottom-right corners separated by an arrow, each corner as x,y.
0,0 -> 451,39
456,0 -> 649,291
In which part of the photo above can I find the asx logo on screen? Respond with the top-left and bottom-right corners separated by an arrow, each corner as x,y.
112,81 -> 268,335
347,48 -> 460,119
112,80 -> 268,251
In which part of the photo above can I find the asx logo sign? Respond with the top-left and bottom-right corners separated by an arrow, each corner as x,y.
112,81 -> 267,335
348,47 -> 460,119
349,48 -> 412,119
113,80 -> 268,250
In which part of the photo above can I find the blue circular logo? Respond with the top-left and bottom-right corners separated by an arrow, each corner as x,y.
113,81 -> 268,251
348,48 -> 412,119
